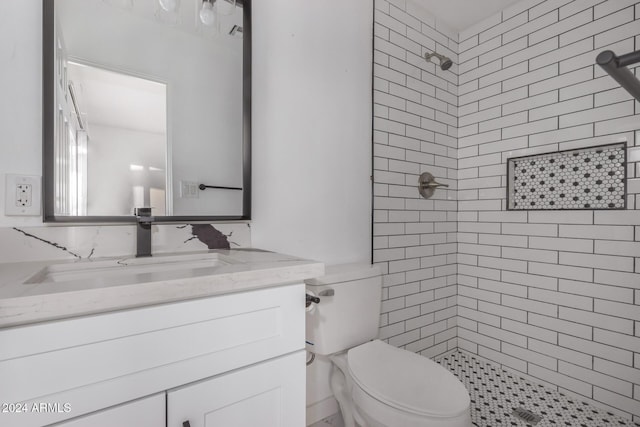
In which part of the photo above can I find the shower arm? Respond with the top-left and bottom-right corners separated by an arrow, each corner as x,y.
596,49 -> 640,103
425,52 -> 445,61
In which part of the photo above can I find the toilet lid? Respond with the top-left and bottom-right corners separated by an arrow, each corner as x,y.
347,340 -> 470,417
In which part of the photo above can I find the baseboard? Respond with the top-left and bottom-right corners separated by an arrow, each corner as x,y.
306,396 -> 339,426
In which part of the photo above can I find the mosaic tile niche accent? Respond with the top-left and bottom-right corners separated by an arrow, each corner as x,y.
507,143 -> 626,210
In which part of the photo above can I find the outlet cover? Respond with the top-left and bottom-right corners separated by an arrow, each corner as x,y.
5,174 -> 41,216
180,180 -> 199,199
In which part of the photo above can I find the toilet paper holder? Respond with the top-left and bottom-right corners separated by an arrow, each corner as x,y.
305,289 -> 334,307
418,172 -> 449,199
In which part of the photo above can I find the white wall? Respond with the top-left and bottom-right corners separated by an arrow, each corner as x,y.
251,1 -> 373,265
0,0 -> 43,228
251,0 -> 373,423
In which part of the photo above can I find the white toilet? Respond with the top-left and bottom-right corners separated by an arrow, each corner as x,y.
305,264 -> 472,427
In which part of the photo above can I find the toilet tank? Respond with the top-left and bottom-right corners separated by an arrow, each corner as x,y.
305,264 -> 382,355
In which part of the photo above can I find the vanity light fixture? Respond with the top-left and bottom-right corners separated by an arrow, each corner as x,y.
198,0 -> 235,27
199,0 -> 216,26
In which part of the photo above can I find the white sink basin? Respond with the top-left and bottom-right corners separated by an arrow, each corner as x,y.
24,252 -> 235,284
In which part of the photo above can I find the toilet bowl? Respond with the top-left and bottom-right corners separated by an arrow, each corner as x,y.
306,264 -> 471,427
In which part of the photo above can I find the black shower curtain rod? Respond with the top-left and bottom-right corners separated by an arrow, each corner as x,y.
596,49 -> 640,103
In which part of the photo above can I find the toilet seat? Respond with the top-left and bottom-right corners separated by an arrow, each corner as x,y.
347,340 -> 470,418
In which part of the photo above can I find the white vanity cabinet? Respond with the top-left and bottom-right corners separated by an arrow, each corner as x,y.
0,283 -> 306,427
52,394 -> 165,427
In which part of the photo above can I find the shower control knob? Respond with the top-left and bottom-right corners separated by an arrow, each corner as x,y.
418,172 -> 449,199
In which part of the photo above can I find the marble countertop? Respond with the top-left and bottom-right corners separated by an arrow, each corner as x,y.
0,249 -> 324,328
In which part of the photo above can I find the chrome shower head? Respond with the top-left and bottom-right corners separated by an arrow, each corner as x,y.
439,57 -> 453,71
424,51 -> 453,71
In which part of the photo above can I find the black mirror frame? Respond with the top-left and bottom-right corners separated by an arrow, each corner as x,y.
42,0 -> 251,223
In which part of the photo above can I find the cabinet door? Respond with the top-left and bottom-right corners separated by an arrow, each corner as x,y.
167,351 -> 305,427
53,393 -> 164,427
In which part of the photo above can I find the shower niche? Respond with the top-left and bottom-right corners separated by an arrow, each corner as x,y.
507,143 -> 627,211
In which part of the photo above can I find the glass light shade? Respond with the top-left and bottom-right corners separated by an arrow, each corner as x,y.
199,1 -> 215,25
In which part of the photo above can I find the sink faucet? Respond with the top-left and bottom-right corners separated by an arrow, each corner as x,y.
134,207 -> 154,258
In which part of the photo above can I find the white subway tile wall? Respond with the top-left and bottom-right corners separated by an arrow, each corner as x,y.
457,0 -> 640,421
374,0 -> 459,358
374,0 -> 640,422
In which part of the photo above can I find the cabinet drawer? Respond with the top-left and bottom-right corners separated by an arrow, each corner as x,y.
51,394 -> 164,427
0,283 -> 305,427
167,351 -> 306,427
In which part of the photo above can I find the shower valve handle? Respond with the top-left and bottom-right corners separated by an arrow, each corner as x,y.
418,172 -> 449,199
421,181 -> 449,189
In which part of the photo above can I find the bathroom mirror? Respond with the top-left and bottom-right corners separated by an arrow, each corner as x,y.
43,0 -> 251,222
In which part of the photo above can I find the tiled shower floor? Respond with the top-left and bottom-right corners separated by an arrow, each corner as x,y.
311,350 -> 639,427
436,351 -> 639,427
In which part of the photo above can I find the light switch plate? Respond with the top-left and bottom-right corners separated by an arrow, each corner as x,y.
5,174 -> 41,216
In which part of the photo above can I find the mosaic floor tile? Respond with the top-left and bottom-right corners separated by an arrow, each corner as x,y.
436,351 -> 639,427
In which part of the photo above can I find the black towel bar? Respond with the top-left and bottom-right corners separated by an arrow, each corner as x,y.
596,49 -> 640,103
198,184 -> 243,191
